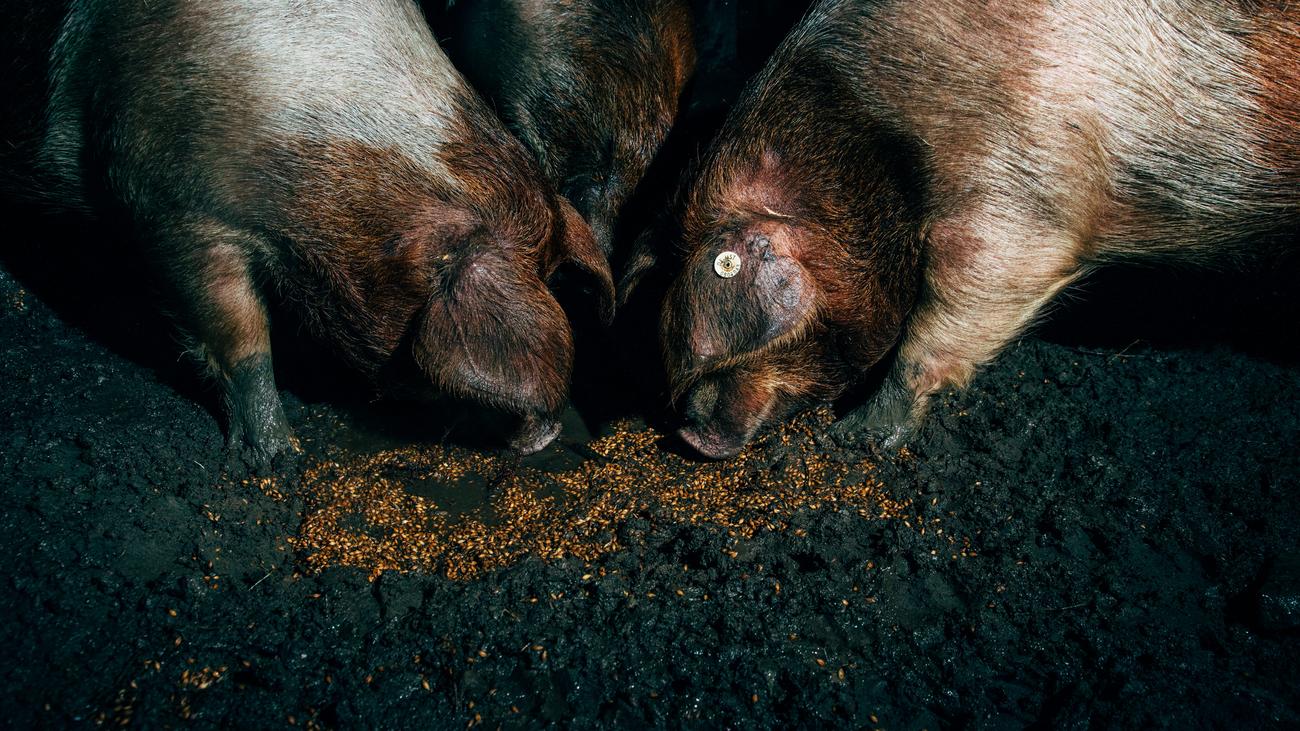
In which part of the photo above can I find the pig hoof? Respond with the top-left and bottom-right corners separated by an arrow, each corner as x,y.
832,408 -> 915,449
875,422 -> 915,450
223,354 -> 295,473
833,378 -> 921,449
226,421 -> 297,475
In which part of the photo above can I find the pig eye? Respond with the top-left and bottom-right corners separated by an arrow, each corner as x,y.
714,251 -> 742,279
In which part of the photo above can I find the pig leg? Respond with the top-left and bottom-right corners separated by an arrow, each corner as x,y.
838,217 -> 1086,446
156,219 -> 293,463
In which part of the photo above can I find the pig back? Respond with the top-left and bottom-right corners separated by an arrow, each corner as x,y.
797,0 -> 1299,262
38,0 -> 473,219
1022,0 -> 1300,259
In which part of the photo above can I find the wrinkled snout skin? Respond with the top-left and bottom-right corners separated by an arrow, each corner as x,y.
663,0 -> 1300,458
675,349 -> 830,460
32,0 -> 614,461
430,0 -> 696,259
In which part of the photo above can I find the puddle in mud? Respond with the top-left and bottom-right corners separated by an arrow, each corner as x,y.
270,407 -> 928,579
326,404 -> 607,527
395,470 -> 494,523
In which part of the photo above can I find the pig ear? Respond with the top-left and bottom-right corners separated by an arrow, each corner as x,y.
678,228 -> 818,368
617,223 -> 664,308
548,198 -> 616,323
416,241 -> 573,415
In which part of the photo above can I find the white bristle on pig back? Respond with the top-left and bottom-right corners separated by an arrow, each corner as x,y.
846,0 -> 1293,264
43,0 -> 467,193
1013,0 -> 1282,257
1056,3 -> 1268,228
240,0 -> 465,175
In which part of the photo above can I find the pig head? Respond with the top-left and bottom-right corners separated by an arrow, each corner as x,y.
661,75 -> 925,458
269,123 -> 612,453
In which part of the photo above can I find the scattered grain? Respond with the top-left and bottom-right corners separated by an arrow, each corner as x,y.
278,409 -> 919,579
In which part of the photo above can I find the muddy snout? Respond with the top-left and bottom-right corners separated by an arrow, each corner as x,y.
509,412 -> 564,455
675,377 -> 750,460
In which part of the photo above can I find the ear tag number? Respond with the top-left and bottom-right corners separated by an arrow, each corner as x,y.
714,251 -> 742,278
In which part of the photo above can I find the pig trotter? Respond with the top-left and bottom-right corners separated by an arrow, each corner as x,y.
223,353 -> 294,466
833,368 -> 921,449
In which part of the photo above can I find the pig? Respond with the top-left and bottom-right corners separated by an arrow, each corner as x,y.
28,0 -> 614,463
427,0 -> 696,258
660,0 -> 1300,458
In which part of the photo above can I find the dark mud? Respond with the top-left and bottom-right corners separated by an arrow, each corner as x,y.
3,210 -> 1299,728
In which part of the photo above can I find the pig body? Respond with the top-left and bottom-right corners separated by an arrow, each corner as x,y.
428,0 -> 695,257
33,0 -> 612,461
663,0 -> 1300,458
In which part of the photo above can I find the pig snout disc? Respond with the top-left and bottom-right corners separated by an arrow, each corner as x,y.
714,251 -> 742,278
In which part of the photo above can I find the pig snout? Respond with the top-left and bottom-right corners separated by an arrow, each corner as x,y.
675,370 -> 777,460
677,380 -> 745,460
677,426 -> 743,461
509,413 -> 564,455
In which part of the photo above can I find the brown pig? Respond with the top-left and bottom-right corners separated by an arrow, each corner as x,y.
427,0 -> 696,257
661,0 -> 1300,458
28,0 -> 613,462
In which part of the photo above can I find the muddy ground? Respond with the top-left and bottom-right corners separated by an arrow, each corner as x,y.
3,211 -> 1299,729
3,3 -> 1300,729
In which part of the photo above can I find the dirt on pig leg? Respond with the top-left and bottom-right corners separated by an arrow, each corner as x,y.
838,214 -> 1087,447
833,364 -> 916,449
221,352 -> 293,469
158,218 -> 293,468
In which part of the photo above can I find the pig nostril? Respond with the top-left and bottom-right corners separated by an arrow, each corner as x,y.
684,380 -> 720,424
509,414 -> 563,455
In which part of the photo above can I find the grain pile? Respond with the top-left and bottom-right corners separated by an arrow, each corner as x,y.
285,408 -> 911,579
